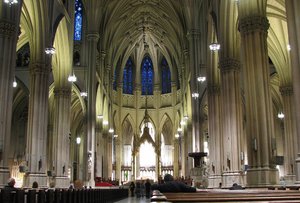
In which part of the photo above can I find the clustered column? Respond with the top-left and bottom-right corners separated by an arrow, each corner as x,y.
239,14 -> 278,186
0,3 -> 22,186
52,88 -> 71,188
219,58 -> 243,187
285,0 -> 300,184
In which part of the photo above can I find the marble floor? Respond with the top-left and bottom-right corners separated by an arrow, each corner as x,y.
115,196 -> 151,203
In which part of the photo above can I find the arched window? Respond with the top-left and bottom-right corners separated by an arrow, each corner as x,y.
74,0 -> 83,41
161,58 -> 171,94
141,56 -> 153,95
123,58 -> 133,94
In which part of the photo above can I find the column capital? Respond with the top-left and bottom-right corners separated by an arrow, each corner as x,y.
187,29 -> 201,39
239,15 -> 269,34
219,58 -> 241,73
279,86 -> 293,96
207,84 -> 220,94
86,32 -> 100,41
30,62 -> 49,75
54,88 -> 71,98
0,20 -> 16,37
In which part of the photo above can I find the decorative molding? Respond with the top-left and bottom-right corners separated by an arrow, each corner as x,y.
0,20 -> 16,37
207,85 -> 220,94
54,88 -> 71,98
280,86 -> 293,96
239,16 -> 269,34
187,29 -> 201,39
219,58 -> 241,73
30,63 -> 49,75
86,32 -> 100,41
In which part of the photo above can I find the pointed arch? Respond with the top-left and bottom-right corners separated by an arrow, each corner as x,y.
123,57 -> 134,94
161,57 -> 171,94
141,55 -> 154,95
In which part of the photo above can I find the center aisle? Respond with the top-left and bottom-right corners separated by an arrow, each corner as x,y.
115,197 -> 151,203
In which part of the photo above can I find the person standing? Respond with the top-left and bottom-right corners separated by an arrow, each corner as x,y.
145,179 -> 151,198
129,181 -> 135,196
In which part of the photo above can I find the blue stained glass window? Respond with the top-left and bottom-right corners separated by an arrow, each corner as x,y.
123,58 -> 133,94
161,58 -> 171,94
141,56 -> 153,95
74,0 -> 83,41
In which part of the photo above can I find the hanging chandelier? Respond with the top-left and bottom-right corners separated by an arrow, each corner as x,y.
4,0 -> 18,6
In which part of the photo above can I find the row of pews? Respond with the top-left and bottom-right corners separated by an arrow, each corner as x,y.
0,188 -> 128,203
151,188 -> 300,202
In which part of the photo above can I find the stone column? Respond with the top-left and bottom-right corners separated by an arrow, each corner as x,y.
95,127 -> 103,179
285,0 -> 300,184
85,32 -> 99,186
173,138 -> 179,177
52,88 -> 71,188
280,86 -> 296,184
24,62 -> 50,188
187,29 -> 201,153
207,85 -> 222,188
115,133 -> 121,183
107,136 -> 113,179
239,15 -> 278,186
219,58 -> 244,187
0,2 -> 22,186
101,133 -> 109,179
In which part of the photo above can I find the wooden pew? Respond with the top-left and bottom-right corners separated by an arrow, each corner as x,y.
151,190 -> 300,202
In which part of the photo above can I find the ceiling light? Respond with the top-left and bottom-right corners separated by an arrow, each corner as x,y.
13,78 -> 17,88
103,120 -> 109,125
209,43 -> 220,51
108,128 -> 114,133
287,45 -> 291,51
80,91 -> 87,97
68,72 -> 77,82
277,112 -> 284,119
97,115 -> 103,119
197,76 -> 206,82
76,137 -> 81,144
4,0 -> 18,6
192,92 -> 199,98
45,47 -> 56,55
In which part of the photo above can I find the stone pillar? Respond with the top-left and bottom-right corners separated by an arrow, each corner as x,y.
107,136 -> 113,179
173,138 -> 179,177
219,58 -> 244,187
101,133 -> 109,179
95,127 -> 103,179
280,86 -> 296,184
0,2 -> 22,186
187,29 -> 201,153
285,0 -> 300,184
52,88 -> 71,188
207,85 -> 222,188
115,133 -> 121,183
24,62 -> 50,188
239,15 -> 278,186
85,33 -> 99,186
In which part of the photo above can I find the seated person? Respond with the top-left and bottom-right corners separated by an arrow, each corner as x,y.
229,183 -> 244,190
151,174 -> 197,193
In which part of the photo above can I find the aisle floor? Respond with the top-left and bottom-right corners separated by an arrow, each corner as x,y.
115,196 -> 151,203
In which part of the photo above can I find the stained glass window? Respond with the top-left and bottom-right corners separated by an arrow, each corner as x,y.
141,56 -> 153,95
161,58 -> 171,94
74,0 -> 83,41
123,58 -> 133,94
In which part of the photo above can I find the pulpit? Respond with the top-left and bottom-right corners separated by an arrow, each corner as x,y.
188,152 -> 208,188
188,152 -> 207,167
